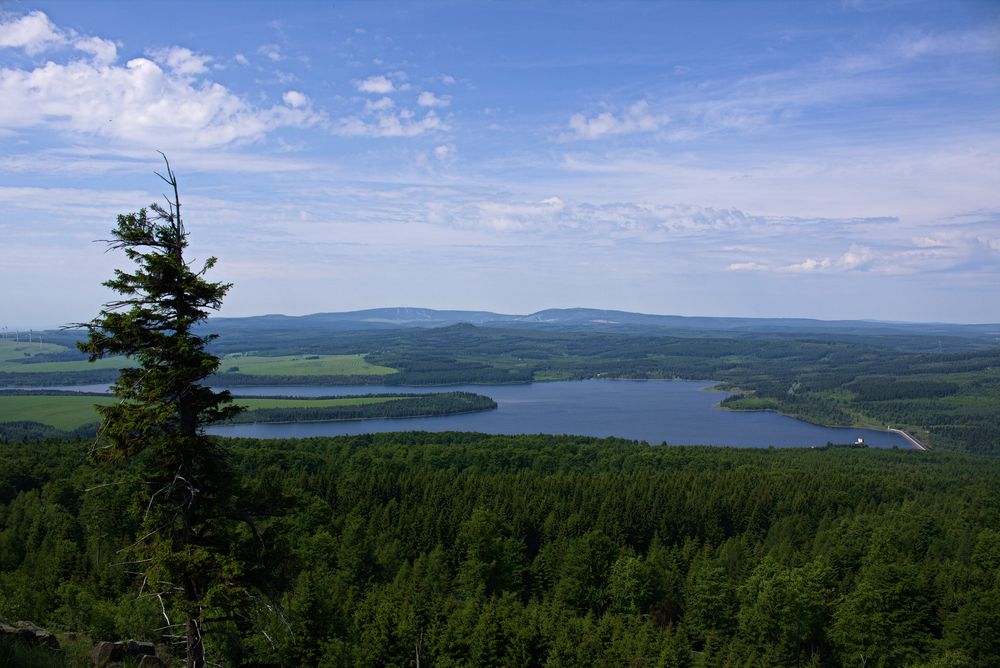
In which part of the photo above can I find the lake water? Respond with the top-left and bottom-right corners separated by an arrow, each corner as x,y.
193,379 -> 912,448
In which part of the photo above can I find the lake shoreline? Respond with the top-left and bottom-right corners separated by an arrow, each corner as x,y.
3,378 -> 918,448
204,379 -> 915,449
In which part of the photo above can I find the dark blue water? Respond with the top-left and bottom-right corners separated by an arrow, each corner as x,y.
197,380 -> 911,448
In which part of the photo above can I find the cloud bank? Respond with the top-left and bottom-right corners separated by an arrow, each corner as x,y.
0,12 -> 320,149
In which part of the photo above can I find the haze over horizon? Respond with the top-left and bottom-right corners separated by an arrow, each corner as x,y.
2,1 -> 999,328
10,304 -> 1000,334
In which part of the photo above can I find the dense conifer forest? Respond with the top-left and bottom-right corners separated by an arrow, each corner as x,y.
2,434 -> 998,666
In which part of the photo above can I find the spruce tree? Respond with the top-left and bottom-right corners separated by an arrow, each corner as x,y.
79,155 -> 244,668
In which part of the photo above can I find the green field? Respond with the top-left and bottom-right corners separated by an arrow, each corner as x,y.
0,343 -> 396,379
0,339 -> 132,374
0,340 -> 69,362
0,394 -> 117,430
0,357 -> 134,373
0,394 -> 406,430
217,353 -> 396,376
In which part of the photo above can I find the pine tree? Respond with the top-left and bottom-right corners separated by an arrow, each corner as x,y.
79,155 -> 244,668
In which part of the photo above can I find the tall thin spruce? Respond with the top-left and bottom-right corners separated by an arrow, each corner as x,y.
79,155 -> 243,668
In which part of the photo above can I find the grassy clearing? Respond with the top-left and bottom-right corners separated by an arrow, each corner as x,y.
0,357 -> 133,373
0,394 -> 116,430
218,353 -> 396,376
0,394 -> 406,430
0,340 -> 68,362
0,349 -> 395,378
0,340 -> 132,374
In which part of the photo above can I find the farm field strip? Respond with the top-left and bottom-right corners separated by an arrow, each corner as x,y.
0,357 -> 135,373
199,353 -> 397,376
0,346 -> 397,377
0,394 -> 117,431
0,394 -> 407,430
0,340 -> 67,362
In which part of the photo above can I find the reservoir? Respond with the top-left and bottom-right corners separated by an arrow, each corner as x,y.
204,379 -> 912,448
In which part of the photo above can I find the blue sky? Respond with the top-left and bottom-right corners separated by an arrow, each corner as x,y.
1,0 -> 998,327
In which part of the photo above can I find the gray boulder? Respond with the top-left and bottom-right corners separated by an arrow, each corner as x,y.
0,620 -> 60,650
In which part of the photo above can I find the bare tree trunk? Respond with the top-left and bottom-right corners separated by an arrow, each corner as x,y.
183,520 -> 205,668
187,614 -> 204,668
181,448 -> 204,668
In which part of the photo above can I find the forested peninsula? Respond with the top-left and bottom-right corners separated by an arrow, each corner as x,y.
223,391 -> 496,424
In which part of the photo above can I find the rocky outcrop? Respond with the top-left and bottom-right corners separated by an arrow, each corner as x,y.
89,638 -> 158,666
0,620 -> 60,650
1,618 -> 165,666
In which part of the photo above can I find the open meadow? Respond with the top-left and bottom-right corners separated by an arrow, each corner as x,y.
0,393 -> 409,430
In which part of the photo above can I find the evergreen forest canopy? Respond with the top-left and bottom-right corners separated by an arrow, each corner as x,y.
1,434 -> 998,666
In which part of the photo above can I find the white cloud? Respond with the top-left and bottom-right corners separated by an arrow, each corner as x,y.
0,184 -> 150,224
333,109 -> 447,138
0,10 -> 118,64
776,246 -> 874,273
417,91 -> 450,107
566,101 -> 669,140
727,262 -> 768,272
828,25 -> 1000,76
234,52 -> 249,66
356,74 -> 395,94
440,73 -> 457,85
258,43 -> 282,61
553,25 -> 998,148
914,236 -> 944,248
891,25 -> 1000,60
0,41 -> 322,148
435,198 -> 775,238
282,90 -> 308,108
0,13 -> 322,149
716,216 -> 1000,279
0,10 -> 65,54
150,46 -> 211,75
434,144 -> 454,160
336,74 -> 449,138
364,96 -> 394,111
779,257 -> 833,273
74,36 -> 117,65
836,244 -> 875,270
475,197 -> 566,232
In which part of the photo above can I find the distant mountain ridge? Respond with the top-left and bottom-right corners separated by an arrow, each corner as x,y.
207,307 -> 1000,340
